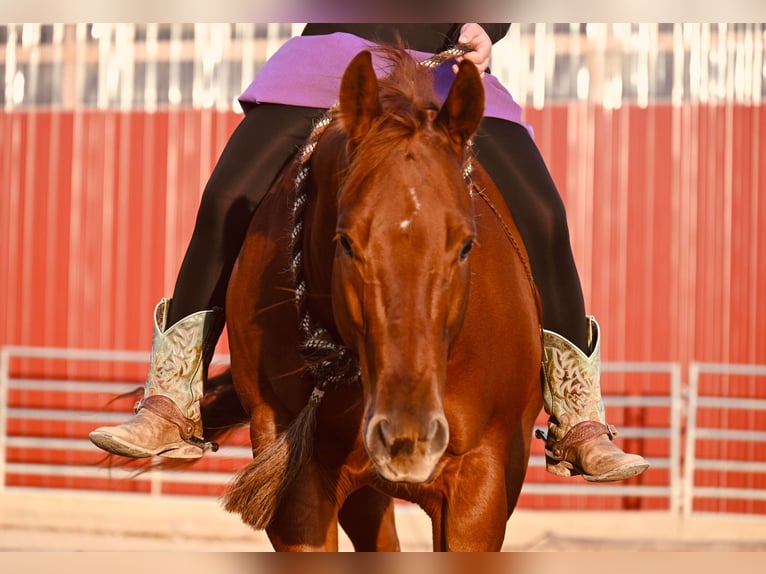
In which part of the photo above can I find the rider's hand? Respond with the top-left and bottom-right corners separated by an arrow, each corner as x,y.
453,23 -> 492,76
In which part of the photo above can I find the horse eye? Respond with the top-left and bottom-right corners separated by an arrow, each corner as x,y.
459,238 -> 475,261
338,234 -> 355,258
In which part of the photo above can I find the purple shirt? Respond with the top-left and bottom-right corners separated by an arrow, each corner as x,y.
239,33 -> 531,135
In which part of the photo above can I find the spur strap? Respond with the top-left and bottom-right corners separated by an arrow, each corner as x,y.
545,420 -> 617,462
135,394 -> 197,441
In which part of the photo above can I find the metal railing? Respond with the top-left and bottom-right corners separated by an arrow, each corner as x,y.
4,345 -> 766,515
683,362 -> 766,516
0,345 -> 240,497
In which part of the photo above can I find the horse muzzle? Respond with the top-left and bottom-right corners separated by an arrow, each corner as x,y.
364,412 -> 449,483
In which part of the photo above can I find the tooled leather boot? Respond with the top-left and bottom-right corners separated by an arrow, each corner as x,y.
537,316 -> 649,482
89,298 -> 224,459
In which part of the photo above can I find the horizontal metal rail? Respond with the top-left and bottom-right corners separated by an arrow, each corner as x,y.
690,487 -> 766,502
696,396 -> 766,410
529,454 -> 672,469
521,484 -> 673,497
0,345 -> 231,363
693,428 -> 766,441
694,459 -> 766,473
6,462 -> 236,486
4,436 -> 253,459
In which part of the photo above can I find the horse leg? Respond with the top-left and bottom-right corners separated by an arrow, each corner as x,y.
430,455 -> 509,551
506,399 -> 541,514
338,486 -> 401,551
266,459 -> 341,552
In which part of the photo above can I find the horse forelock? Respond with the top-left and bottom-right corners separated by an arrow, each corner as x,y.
331,46 -> 460,200
374,47 -> 439,120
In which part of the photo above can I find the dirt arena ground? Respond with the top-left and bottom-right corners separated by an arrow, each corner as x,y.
2,490 -> 765,551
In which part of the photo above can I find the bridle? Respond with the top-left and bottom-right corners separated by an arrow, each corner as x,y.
286,44 -> 538,405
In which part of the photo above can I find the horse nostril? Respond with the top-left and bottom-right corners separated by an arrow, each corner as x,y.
376,417 -> 391,448
427,418 -> 439,441
428,415 -> 449,454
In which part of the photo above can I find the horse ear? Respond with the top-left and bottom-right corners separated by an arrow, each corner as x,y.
435,60 -> 485,154
339,50 -> 382,145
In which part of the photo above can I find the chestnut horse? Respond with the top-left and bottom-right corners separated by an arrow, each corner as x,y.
222,48 -> 543,551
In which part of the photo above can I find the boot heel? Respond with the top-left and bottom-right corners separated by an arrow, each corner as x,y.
544,453 -> 578,477
159,442 -> 204,459
536,429 -> 577,477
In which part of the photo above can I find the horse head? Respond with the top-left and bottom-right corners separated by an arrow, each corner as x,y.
327,49 -> 485,482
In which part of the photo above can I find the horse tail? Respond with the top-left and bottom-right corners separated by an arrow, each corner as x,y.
221,392 -> 321,530
201,368 -> 249,444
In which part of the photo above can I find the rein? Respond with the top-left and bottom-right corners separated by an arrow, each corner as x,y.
289,111 -> 357,403
471,186 -> 545,332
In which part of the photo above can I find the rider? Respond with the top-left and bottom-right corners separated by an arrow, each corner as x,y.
90,24 -> 648,482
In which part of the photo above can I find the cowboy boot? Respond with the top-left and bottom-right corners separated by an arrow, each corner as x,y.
537,316 -> 649,482
89,298 -> 224,459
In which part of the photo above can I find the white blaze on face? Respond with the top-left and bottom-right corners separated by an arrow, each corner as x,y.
399,187 -> 422,231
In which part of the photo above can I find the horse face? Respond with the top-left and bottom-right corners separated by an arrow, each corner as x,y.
332,50 -> 484,483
